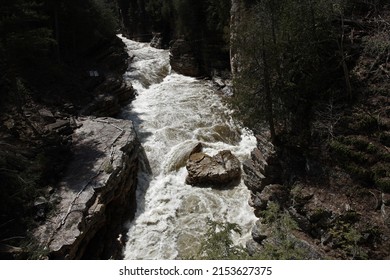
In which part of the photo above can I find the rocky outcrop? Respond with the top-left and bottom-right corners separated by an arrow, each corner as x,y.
213,76 -> 234,96
185,144 -> 241,186
169,39 -> 201,77
81,73 -> 136,118
242,135 -> 280,194
150,33 -> 163,49
79,36 -> 136,117
242,134 -> 326,259
33,117 -> 140,259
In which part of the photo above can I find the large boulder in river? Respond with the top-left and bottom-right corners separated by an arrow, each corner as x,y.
186,149 -> 241,186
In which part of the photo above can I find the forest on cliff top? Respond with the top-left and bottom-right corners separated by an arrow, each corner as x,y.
1,0 -> 389,259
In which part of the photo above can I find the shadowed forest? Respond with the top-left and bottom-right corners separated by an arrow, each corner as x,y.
1,0 -> 389,259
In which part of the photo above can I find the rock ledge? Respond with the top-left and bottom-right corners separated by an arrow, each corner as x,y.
34,117 -> 140,259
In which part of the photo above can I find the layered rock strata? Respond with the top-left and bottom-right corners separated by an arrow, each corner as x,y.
242,134 -> 325,259
34,117 -> 140,259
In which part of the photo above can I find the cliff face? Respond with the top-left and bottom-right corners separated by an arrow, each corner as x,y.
33,117 -> 140,259
243,135 -> 327,259
230,0 -> 244,78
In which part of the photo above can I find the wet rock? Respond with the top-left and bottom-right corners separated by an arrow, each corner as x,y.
213,77 -> 226,88
185,150 -> 241,186
189,142 -> 203,156
34,196 -> 48,208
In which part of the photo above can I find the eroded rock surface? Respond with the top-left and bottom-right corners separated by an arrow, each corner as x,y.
34,117 -> 140,259
186,144 -> 241,186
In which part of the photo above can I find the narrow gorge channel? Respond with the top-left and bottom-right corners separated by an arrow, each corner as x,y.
118,35 -> 257,259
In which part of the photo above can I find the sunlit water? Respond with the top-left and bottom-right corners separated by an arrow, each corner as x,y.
118,34 -> 257,259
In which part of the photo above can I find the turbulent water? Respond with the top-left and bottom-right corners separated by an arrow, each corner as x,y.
118,34 -> 257,259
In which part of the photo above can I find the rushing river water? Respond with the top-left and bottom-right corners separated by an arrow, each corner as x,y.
118,35 -> 257,259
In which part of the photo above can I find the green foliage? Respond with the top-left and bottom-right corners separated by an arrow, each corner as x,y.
372,162 -> 390,178
205,0 -> 231,36
376,177 -> 390,193
363,31 -> 390,58
231,0 -> 345,137
338,136 -> 370,150
0,0 -> 120,103
193,203 -> 309,260
1,0 -> 55,69
346,163 -> 373,182
194,219 -> 249,260
90,0 -> 119,36
347,114 -> 378,134
172,0 -> 205,37
256,203 -> 308,260
0,149 -> 39,238
379,132 -> 390,146
329,139 -> 369,163
56,0 -> 119,55
329,219 -> 367,259
329,133 -> 389,189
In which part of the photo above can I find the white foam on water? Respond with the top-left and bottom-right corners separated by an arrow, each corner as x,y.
118,35 -> 257,259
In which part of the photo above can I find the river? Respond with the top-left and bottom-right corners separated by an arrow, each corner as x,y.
118,35 -> 257,259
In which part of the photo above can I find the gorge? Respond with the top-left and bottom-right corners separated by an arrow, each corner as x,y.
1,0 -> 389,260
118,35 -> 257,259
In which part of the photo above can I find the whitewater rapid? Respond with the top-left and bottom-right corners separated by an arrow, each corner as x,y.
118,34 -> 257,259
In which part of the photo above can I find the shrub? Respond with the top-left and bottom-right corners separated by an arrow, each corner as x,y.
194,219 -> 249,260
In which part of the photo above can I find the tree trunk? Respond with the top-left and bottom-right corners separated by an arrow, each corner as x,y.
262,40 -> 276,142
340,14 -> 352,101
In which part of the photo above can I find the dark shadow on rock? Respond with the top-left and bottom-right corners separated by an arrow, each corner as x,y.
59,139 -> 105,193
121,145 -> 152,241
189,177 -> 242,191
118,110 -> 153,144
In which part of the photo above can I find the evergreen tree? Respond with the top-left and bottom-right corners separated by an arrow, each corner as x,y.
232,0 -> 349,143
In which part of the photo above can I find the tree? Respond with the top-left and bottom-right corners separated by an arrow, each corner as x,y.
231,0 -> 282,141
232,0 -> 348,144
